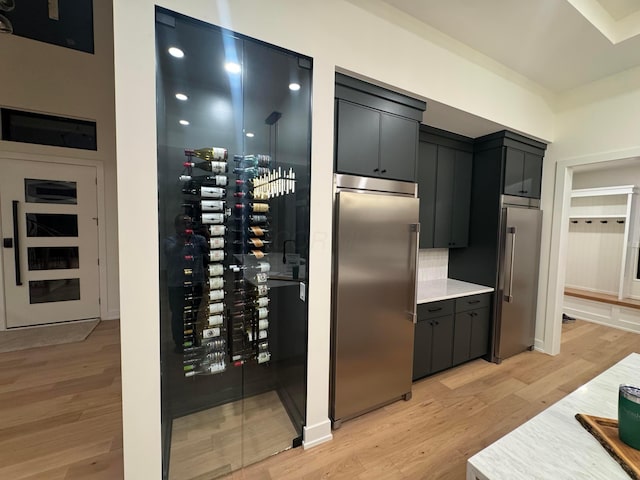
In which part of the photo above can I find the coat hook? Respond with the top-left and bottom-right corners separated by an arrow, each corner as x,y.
571,220 -> 578,224
585,220 -> 592,224
600,220 -> 608,224
617,220 -> 625,224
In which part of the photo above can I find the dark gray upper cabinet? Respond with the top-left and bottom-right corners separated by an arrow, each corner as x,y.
335,101 -> 381,178
334,74 -> 426,183
380,113 -> 419,181
418,126 -> 474,249
474,130 -> 546,200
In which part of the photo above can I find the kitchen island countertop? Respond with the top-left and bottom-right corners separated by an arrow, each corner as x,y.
417,278 -> 494,304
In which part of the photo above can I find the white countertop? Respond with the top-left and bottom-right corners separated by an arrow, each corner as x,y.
467,352 -> 640,480
417,278 -> 494,304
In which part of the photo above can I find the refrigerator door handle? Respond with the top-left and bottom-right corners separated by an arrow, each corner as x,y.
505,226 -> 516,303
408,223 -> 420,324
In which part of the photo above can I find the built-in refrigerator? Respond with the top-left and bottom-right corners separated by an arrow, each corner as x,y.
494,197 -> 542,362
331,174 -> 419,428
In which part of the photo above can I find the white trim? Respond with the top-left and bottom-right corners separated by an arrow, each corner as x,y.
302,420 -> 333,449
571,185 -> 637,197
542,146 -> 640,357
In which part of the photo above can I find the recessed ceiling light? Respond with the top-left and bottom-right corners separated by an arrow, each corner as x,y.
168,47 -> 184,58
179,120 -> 190,126
175,93 -> 188,101
246,132 -> 255,138
289,83 -> 301,91
225,62 -> 241,74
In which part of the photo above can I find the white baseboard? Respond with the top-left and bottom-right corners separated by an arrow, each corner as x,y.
302,419 -> 333,449
103,309 -> 120,321
533,337 -> 545,353
564,296 -> 640,334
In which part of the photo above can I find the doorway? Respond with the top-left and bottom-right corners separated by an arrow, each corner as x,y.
0,158 -> 100,328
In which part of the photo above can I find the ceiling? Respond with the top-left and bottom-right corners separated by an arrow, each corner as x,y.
375,0 -> 640,94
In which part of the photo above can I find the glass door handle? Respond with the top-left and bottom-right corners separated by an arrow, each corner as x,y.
12,200 -> 22,286
408,223 -> 420,324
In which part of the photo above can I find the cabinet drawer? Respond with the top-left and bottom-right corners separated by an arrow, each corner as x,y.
455,293 -> 491,313
418,299 -> 454,320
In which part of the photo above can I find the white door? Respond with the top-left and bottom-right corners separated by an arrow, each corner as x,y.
0,159 -> 100,327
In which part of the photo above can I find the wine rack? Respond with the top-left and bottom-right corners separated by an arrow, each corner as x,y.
177,148 -> 276,376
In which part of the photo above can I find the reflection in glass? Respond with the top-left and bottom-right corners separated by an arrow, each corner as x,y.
25,179 -> 77,204
29,278 -> 80,304
156,8 -> 311,479
26,214 -> 78,237
28,247 -> 79,270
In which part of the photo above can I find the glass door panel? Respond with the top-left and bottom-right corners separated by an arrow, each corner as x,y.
156,8 -> 311,479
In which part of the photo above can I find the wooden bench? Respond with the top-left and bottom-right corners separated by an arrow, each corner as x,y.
564,287 -> 640,311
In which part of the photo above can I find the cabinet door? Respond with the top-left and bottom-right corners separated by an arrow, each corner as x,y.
417,142 -> 437,248
449,150 -> 472,248
503,147 -> 525,196
433,146 -> 455,248
522,153 -> 542,199
469,307 -> 490,359
452,311 -> 472,366
380,112 -> 418,182
412,320 -> 433,381
430,315 -> 454,373
335,100 -> 380,177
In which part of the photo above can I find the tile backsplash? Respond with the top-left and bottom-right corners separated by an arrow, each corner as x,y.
418,249 -> 449,281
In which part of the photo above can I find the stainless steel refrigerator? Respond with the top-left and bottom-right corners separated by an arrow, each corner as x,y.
494,196 -> 542,363
330,174 -> 419,428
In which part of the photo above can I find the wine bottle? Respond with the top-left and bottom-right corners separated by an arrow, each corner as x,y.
208,302 -> 224,314
208,250 -> 226,262
257,351 -> 271,364
232,166 -> 269,177
229,261 -> 271,273
185,147 -> 228,161
208,276 -> 224,289
248,214 -> 269,225
209,237 -> 225,249
248,249 -> 268,259
207,314 -> 224,326
256,307 -> 269,320
184,161 -> 228,174
202,327 -> 221,339
233,296 -> 270,308
179,175 -> 228,187
182,185 -> 226,198
208,264 -> 224,277
208,289 -> 224,301
258,319 -> 269,330
202,212 -> 229,225
208,225 -> 226,236
234,203 -> 269,213
247,238 -> 270,248
199,200 -> 226,212
233,154 -> 271,167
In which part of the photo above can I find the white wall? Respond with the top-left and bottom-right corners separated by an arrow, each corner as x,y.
0,0 -> 119,322
536,74 -> 640,356
112,1 -> 557,478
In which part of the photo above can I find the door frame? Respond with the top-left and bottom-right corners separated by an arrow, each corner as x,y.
0,151 -> 108,331
539,145 -> 640,356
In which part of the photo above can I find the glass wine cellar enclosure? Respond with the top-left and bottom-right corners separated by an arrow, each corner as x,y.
155,9 -> 311,479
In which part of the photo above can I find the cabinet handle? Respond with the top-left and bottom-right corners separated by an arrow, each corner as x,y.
434,321 -> 439,326
468,300 -> 480,304
428,307 -> 442,312
519,190 -> 528,194
381,169 -> 387,174
373,168 -> 379,172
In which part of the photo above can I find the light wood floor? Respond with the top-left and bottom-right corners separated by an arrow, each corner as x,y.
169,390 -> 296,480
0,319 -> 638,480
0,320 -> 123,480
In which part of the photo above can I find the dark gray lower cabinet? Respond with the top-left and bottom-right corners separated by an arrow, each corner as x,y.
412,300 -> 454,380
413,293 -> 492,381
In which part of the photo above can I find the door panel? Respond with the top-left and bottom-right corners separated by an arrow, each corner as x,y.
333,191 -> 417,420
433,146 -> 454,248
523,153 -> 542,199
380,113 -> 417,182
503,148 -> 524,196
0,159 -> 99,327
498,207 -> 542,359
336,100 -> 380,177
